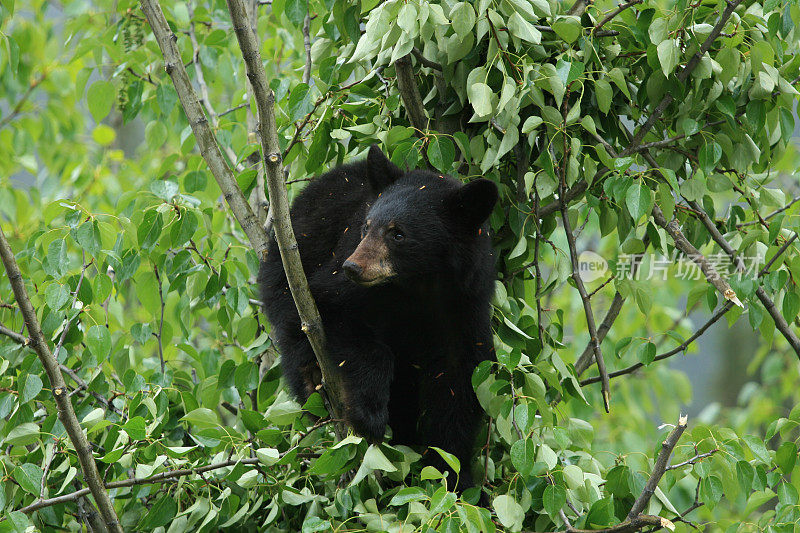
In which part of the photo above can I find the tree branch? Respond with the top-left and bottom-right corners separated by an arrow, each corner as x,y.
574,236 -> 649,376
302,13 -> 312,84
0,227 -> 122,532
538,515 -> 675,533
580,303 -> 733,386
0,72 -> 48,131
620,0 -> 743,156
224,0 -> 345,432
737,196 -> 800,228
593,0 -> 642,33
140,0 -> 269,255
395,54 -> 428,135
411,47 -> 443,71
558,123 -> 610,411
627,415 -> 688,519
651,205 -> 743,308
686,199 -> 800,357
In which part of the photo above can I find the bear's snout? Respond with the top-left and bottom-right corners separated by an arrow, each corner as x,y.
344,233 -> 396,286
343,260 -> 363,281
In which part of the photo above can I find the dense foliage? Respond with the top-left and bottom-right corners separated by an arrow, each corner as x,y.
1,0 -> 800,531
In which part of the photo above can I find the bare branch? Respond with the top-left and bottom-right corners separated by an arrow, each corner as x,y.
575,236 -> 649,376
140,0 -> 269,255
538,514 -> 674,533
627,415 -> 688,519
224,0 -> 346,431
0,228 -> 122,532
20,456 -> 262,515
152,264 -> 166,373
620,0 -> 744,156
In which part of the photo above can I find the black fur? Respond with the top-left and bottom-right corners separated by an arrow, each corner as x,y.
258,146 -> 497,492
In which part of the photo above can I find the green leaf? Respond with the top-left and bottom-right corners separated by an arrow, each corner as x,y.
776,441 -> 797,474
698,142 -> 722,174
657,39 -> 680,77
287,83 -> 314,121
510,439 -> 536,477
13,463 -> 43,495
184,171 -> 208,193
180,407 -> 221,428
450,2 -> 476,38
552,16 -> 581,43
301,517 -> 332,533
86,325 -> 111,359
431,447 -> 461,474
284,0 -> 308,27
468,82 -> 493,117
493,494 -> 524,530
427,136 -> 455,173
46,239 -> 69,279
137,210 -> 163,250
150,180 -> 179,201
87,80 -> 115,122
19,374 -> 42,404
4,423 -> 40,446
508,12 -> 542,44
139,494 -> 178,530
390,486 -> 428,506
595,79 -> 612,114
743,434 -> 771,463
625,180 -> 653,221
543,483 -> 567,518
45,283 -> 70,311
123,416 -> 147,440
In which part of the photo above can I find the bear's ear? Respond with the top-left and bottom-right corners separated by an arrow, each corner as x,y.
366,144 -> 402,193
445,179 -> 498,229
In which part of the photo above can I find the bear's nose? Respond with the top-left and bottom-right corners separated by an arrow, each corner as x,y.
343,260 -> 363,281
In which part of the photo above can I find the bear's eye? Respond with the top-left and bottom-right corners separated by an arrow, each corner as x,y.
392,230 -> 405,241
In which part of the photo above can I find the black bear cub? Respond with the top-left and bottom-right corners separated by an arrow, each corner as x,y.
259,145 -> 497,492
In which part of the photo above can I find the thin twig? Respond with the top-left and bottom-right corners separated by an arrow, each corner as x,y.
666,449 -> 718,470
0,72 -> 48,130
737,196 -> 800,228
580,303 -> 732,385
627,415 -> 688,519
593,0 -> 643,33
652,205 -> 743,308
152,264 -> 166,373
558,104 -> 610,411
0,228 -> 122,532
685,198 -> 800,358
19,456 -> 263,514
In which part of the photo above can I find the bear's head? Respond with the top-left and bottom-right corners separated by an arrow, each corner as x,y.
343,145 -> 498,287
